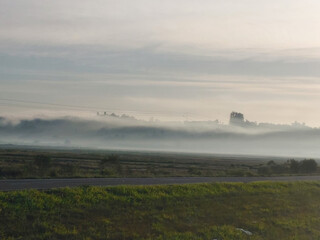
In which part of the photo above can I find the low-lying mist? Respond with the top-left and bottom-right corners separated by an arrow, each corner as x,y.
0,114 -> 319,158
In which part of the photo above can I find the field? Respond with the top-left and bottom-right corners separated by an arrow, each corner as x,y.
0,147 -> 318,179
1,181 -> 320,239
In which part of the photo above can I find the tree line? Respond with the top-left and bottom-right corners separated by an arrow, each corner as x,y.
258,159 -> 318,175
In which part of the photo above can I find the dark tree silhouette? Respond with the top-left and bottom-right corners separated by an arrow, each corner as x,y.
300,159 -> 317,173
288,159 -> 300,173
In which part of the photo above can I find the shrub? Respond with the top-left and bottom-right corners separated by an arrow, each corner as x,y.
34,155 -> 52,169
257,166 -> 271,175
0,167 -> 23,177
101,154 -> 120,165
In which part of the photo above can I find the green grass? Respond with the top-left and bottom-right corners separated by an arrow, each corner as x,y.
1,181 -> 320,239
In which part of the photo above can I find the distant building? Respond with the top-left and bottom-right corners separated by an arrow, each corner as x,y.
229,112 -> 244,125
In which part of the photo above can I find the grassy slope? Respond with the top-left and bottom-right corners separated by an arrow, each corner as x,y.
0,149 -> 261,178
2,149 -> 317,179
1,182 -> 320,239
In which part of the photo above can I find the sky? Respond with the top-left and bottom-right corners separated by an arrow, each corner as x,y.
1,0 -> 320,125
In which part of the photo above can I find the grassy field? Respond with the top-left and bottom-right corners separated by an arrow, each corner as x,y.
1,181 -> 320,239
0,148 -> 318,179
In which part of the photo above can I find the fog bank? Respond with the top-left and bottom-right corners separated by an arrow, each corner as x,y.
0,115 -> 319,158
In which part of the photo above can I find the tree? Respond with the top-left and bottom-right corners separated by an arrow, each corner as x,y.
288,159 -> 317,173
299,159 -> 317,173
267,160 -> 276,166
229,112 -> 244,125
288,159 -> 299,173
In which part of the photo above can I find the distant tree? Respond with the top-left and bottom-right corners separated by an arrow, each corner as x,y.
288,159 -> 317,173
299,159 -> 317,173
229,112 -> 244,125
267,160 -> 276,166
288,159 -> 299,173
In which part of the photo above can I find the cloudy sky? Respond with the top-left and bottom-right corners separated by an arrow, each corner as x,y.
1,0 -> 320,125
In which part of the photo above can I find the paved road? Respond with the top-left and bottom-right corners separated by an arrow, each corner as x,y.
1,176 -> 320,191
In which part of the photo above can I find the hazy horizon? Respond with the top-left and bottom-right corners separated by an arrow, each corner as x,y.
1,113 -> 320,158
1,1 -> 320,157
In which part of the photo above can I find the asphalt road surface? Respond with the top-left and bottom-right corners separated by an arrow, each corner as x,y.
1,176 -> 320,191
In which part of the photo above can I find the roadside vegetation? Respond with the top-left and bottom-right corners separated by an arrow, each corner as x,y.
0,148 -> 319,178
258,159 -> 318,175
1,181 -> 320,239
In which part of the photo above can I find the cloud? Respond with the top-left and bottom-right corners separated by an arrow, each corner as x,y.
1,0 -> 320,50
2,46 -> 320,78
